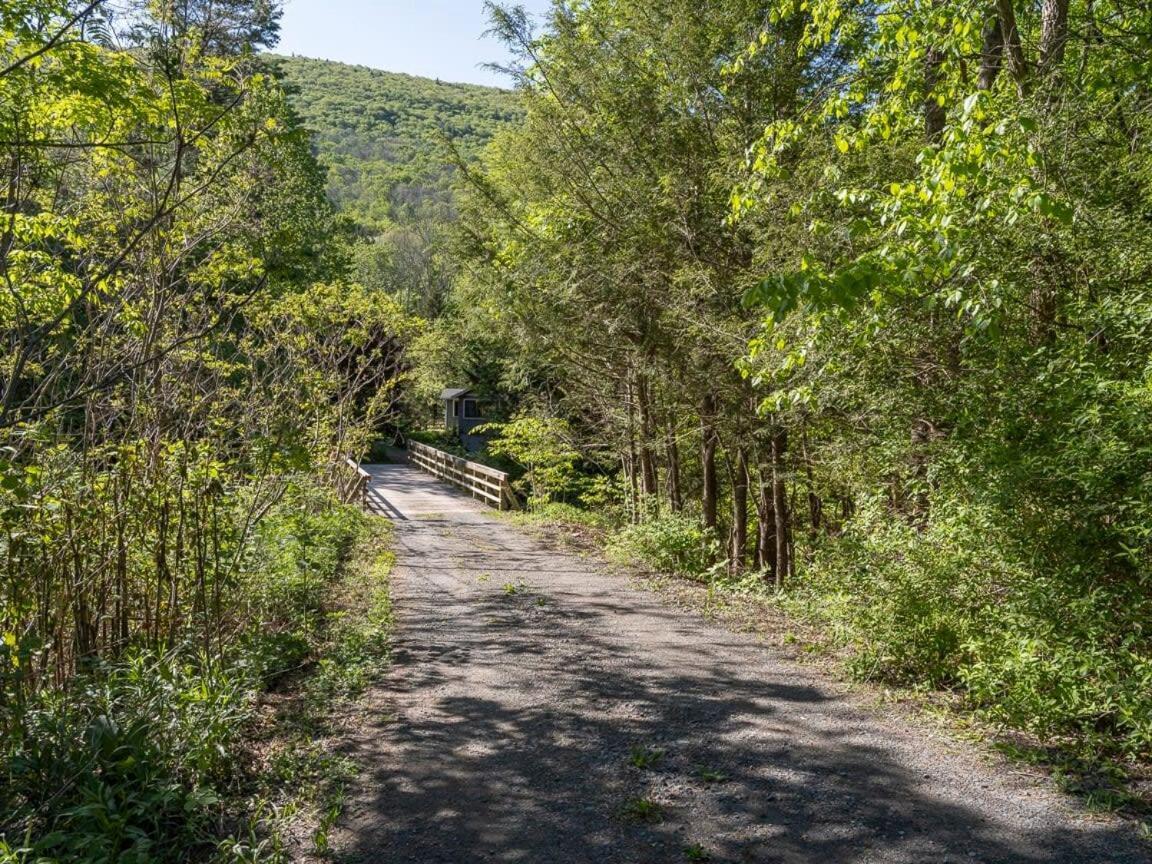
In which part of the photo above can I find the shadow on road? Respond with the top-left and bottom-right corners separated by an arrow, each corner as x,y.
339,464 -> 1149,864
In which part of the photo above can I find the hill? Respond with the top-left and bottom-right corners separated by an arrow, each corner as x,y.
265,54 -> 522,232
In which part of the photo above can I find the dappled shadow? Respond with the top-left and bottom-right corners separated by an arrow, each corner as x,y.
337,464 -> 1151,864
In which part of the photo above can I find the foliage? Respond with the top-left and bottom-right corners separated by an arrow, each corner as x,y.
729,0 -> 1152,767
266,54 -> 521,234
267,54 -> 523,321
447,0 -> 1152,785
607,515 -> 719,581
620,797 -> 663,824
478,414 -> 581,505
0,495 -> 366,862
0,1 -> 410,857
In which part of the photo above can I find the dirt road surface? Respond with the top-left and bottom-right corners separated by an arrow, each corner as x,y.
332,459 -> 1150,864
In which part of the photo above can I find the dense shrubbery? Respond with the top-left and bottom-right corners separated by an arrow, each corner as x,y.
607,515 -> 719,581
787,502 -> 1152,762
0,495 -> 366,863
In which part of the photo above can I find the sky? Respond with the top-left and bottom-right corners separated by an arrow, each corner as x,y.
272,0 -> 553,88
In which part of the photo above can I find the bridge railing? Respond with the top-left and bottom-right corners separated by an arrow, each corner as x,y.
407,441 -> 518,511
337,457 -> 371,506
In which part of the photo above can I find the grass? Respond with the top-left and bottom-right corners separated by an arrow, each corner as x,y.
629,745 -> 666,769
247,515 -> 395,858
620,797 -> 663,824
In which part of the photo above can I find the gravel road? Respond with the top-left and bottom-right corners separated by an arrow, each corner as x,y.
332,460 -> 1150,864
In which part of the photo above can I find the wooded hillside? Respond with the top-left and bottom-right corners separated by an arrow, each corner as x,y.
265,54 -> 521,232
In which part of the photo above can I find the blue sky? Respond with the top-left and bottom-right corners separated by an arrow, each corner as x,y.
273,0 -> 553,88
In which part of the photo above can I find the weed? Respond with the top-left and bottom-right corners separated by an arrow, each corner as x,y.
684,843 -> 711,861
629,745 -> 666,769
621,797 -> 663,824
606,514 -> 718,579
696,767 -> 728,783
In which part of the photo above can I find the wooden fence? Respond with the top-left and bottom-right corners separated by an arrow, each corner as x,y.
407,441 -> 518,511
337,457 -> 371,506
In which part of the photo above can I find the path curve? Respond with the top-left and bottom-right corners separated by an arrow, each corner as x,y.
335,459 -> 1149,864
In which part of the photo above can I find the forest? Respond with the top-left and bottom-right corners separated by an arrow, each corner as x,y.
2,0 -> 1152,859
427,0 -> 1152,812
0,1 -> 409,859
267,54 -> 520,233
268,54 -> 521,321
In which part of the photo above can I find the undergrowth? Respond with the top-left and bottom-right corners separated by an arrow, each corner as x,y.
534,500 -> 1152,817
0,494 -> 394,863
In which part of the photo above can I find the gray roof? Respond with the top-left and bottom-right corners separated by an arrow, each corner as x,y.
440,387 -> 472,400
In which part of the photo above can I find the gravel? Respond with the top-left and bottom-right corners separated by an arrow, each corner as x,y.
331,461 -> 1151,864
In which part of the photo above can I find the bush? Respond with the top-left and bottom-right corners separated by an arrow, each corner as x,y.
607,514 -> 718,579
783,497 -> 1152,760
477,414 -> 581,506
1,652 -> 254,863
783,500 -> 990,686
0,490 -> 368,862
959,581 -> 1152,760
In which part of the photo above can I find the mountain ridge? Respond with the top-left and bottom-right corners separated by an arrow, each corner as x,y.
264,53 -> 522,232
266,51 -> 516,92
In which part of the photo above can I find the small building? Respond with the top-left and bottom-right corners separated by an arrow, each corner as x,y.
440,387 -> 489,452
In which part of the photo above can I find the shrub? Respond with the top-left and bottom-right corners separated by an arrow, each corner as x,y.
783,500 -> 990,686
784,496 -> 1152,760
607,513 -> 718,579
3,651 -> 255,863
0,491 -> 368,861
477,414 -> 581,506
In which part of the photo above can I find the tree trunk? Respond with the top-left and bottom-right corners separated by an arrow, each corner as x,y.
625,379 -> 639,524
665,423 -> 682,513
997,0 -> 1029,92
909,418 -> 938,527
701,393 -> 718,533
755,462 -> 776,575
771,428 -> 790,589
637,373 -> 658,503
730,447 -> 748,573
978,13 -> 1004,90
1039,0 -> 1070,77
801,424 -> 822,533
924,45 -> 946,142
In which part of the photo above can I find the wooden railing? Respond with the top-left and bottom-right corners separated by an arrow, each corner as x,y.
337,457 -> 371,506
407,441 -> 518,511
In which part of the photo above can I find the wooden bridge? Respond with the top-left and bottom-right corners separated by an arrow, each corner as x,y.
339,442 -> 517,513
405,441 -> 518,511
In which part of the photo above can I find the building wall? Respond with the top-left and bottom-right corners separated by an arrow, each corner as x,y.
442,399 -> 487,452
